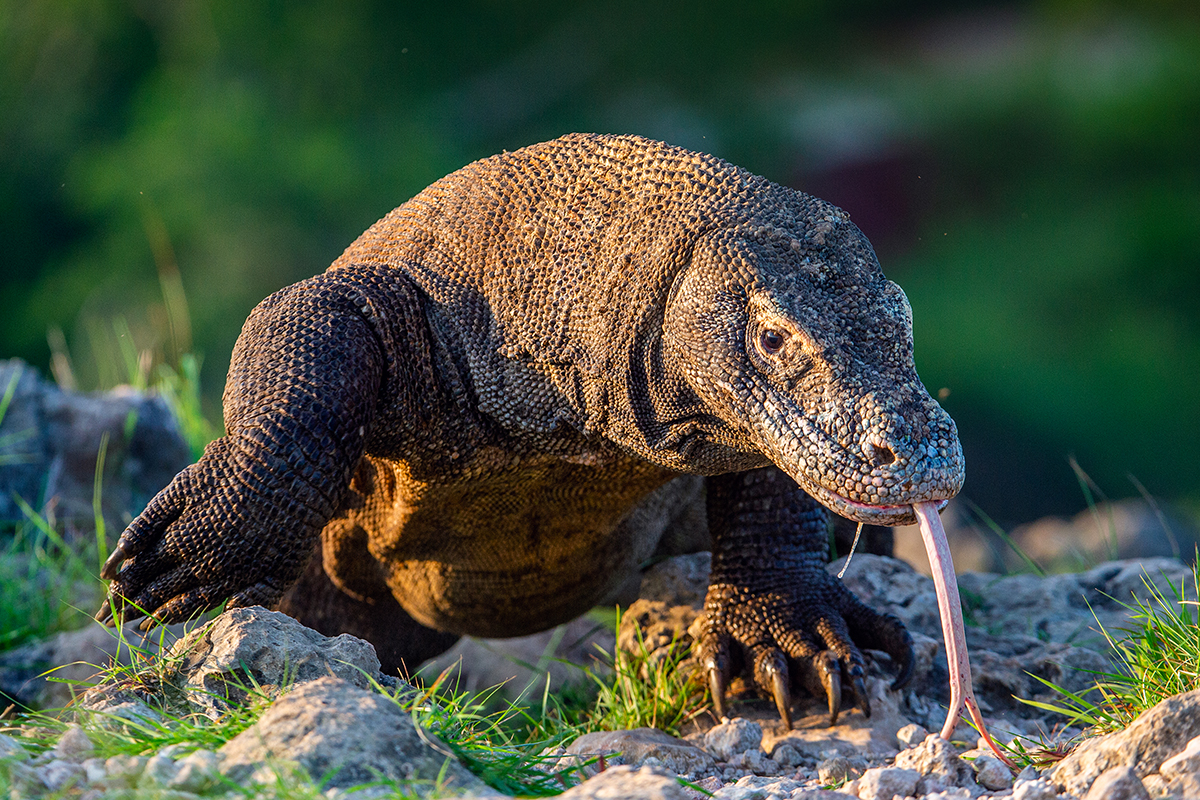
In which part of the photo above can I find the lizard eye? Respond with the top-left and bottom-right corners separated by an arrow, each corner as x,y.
759,329 -> 786,355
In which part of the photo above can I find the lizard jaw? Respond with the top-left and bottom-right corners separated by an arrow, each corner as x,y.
801,477 -> 951,527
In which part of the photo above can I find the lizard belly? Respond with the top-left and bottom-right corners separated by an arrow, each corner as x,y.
342,451 -> 683,638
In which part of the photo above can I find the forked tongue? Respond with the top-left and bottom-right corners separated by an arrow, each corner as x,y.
913,501 -> 1015,768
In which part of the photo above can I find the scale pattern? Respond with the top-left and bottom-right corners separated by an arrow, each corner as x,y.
99,133 -> 963,721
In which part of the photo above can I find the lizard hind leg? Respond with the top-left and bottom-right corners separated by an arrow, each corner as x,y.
276,540 -> 460,677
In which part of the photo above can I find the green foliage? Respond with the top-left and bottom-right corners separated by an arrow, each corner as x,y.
583,621 -> 709,737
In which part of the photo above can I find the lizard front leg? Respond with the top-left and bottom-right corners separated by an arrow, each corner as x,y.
97,265 -> 404,628
697,466 -> 914,728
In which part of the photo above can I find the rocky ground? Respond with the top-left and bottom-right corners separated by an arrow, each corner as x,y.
2,551 -> 1199,799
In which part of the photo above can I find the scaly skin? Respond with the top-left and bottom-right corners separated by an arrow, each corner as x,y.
98,133 -> 964,725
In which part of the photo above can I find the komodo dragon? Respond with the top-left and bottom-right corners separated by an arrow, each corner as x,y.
98,133 -> 966,727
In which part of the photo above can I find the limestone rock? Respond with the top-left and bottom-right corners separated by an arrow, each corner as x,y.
853,766 -> 919,800
0,358 -> 191,532
897,723 -> 928,748
761,676 -> 907,759
556,764 -> 691,799
51,725 -> 94,762
1159,733 -> 1200,777
893,734 -> 975,795
218,676 -> 491,795
1011,777 -> 1061,800
567,728 -> 715,776
971,752 -> 1013,791
169,606 -> 384,716
1081,766 -> 1150,800
1050,689 -> 1200,796
713,774 -> 849,798
704,718 -> 763,762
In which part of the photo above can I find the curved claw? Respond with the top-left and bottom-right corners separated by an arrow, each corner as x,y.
815,652 -> 841,726
100,540 -> 129,580
851,672 -> 871,719
707,661 -> 728,720
94,598 -> 113,626
890,647 -> 914,691
766,661 -> 792,730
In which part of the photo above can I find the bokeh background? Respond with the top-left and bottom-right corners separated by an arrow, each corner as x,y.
2,0 -> 1197,529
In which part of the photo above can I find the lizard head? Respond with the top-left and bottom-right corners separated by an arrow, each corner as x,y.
663,210 -> 964,527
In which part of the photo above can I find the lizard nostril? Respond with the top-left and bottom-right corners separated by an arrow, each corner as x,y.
870,443 -> 895,467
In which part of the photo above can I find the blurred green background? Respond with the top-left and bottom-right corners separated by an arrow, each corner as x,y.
1,0 -> 1197,527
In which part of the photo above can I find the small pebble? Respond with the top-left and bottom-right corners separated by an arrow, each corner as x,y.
897,722 -> 929,747
1013,777 -> 1061,800
973,752 -> 1014,791
817,755 -> 853,785
36,759 -> 86,792
139,751 -> 179,787
105,754 -> 148,788
81,757 -> 107,784
168,749 -> 224,793
52,725 -> 95,763
770,743 -> 803,768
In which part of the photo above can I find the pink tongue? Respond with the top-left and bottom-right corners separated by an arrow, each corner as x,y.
912,501 -> 1014,767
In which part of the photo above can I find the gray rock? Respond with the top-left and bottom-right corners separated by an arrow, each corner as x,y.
972,752 -> 1013,791
103,754 -> 148,789
853,766 -> 920,800
1154,771 -> 1200,799
218,676 -> 490,795
51,724 -> 94,763
139,750 -> 179,787
556,764 -> 691,799
770,743 -> 805,768
1012,777 -> 1062,800
1159,733 -> 1200,777
1082,766 -> 1150,800
567,728 -> 715,776
711,774 -> 809,798
1050,689 -> 1200,796
829,553 -> 1195,726
77,681 -> 165,725
705,718 -> 763,762
0,759 -> 45,797
816,755 -> 854,785
35,759 -> 86,792
0,358 -> 190,532
897,722 -> 928,748
80,757 -> 107,784
893,734 -> 974,794
167,749 -> 223,793
0,732 -> 30,761
169,606 -> 384,717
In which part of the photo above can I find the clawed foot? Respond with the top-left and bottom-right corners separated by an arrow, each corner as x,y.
697,571 -> 913,729
95,438 -> 322,630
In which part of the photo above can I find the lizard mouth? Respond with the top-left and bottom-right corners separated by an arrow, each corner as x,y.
806,481 -> 950,527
